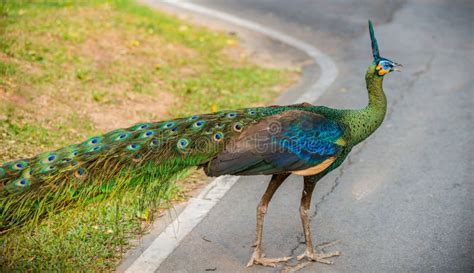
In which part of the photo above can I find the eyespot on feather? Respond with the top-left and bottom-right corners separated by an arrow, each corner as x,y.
111,131 -> 131,141
12,161 -> 28,171
177,138 -> 190,149
84,136 -> 102,146
247,109 -> 257,116
127,143 -> 141,151
15,178 -> 30,187
139,130 -> 155,139
40,165 -> 56,174
162,121 -> 177,129
150,138 -> 160,147
131,123 -> 150,131
212,132 -> 224,142
87,145 -> 103,153
39,153 -> 57,164
132,154 -> 142,162
192,120 -> 206,129
47,154 -> 56,162
22,168 -> 32,178
232,122 -> 243,132
226,112 -> 237,118
74,167 -> 86,179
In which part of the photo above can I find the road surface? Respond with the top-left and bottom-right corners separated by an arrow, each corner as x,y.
126,1 -> 474,272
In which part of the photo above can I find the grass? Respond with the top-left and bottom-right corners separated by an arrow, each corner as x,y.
0,0 -> 298,271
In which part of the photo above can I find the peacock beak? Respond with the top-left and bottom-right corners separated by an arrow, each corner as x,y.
392,62 -> 403,72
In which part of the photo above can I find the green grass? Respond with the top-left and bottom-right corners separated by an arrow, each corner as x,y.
0,0 -> 297,271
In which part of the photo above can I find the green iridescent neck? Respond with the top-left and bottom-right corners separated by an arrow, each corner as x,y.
345,64 -> 387,145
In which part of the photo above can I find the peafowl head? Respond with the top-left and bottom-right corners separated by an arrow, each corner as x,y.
369,20 -> 402,77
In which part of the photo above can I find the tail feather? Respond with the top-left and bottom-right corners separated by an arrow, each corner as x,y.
0,108 -> 262,231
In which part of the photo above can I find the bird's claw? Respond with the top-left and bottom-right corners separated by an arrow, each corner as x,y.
297,249 -> 341,264
246,251 -> 291,267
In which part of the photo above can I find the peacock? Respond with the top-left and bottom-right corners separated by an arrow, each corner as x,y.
0,21 -> 400,267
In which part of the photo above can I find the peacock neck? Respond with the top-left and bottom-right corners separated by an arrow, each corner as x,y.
345,64 -> 387,145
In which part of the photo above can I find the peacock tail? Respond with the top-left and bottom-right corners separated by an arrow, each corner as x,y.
0,107 -> 280,231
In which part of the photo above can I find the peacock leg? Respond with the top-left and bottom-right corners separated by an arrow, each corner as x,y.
296,176 -> 340,264
247,173 -> 292,267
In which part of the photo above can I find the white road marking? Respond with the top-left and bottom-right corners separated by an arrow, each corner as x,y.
125,1 -> 338,272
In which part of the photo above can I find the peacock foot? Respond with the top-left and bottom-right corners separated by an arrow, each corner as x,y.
246,250 -> 291,267
297,249 -> 341,264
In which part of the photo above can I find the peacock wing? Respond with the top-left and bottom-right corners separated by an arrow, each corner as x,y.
204,110 -> 347,176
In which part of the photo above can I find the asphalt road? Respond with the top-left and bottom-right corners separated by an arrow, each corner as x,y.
144,1 -> 473,272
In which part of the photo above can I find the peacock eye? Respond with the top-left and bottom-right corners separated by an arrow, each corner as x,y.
16,178 -> 30,187
74,167 -> 86,178
13,161 -> 27,170
163,121 -> 176,129
133,154 -> 142,162
226,112 -> 237,118
177,138 -> 190,149
150,139 -> 160,146
192,120 -> 206,130
212,132 -> 224,142
233,122 -> 243,132
141,130 -> 154,138
126,143 -> 141,151
90,146 -> 101,152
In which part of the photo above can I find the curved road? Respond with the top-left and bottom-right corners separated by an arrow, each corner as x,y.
132,1 -> 473,272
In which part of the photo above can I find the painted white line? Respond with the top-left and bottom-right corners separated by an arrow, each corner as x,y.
125,1 -> 338,272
